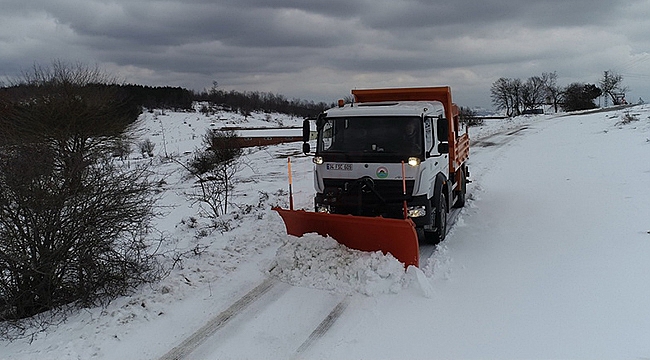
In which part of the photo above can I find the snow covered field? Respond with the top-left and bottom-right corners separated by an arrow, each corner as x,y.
2,105 -> 650,359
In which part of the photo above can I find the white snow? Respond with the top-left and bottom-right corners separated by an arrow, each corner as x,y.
2,105 -> 650,359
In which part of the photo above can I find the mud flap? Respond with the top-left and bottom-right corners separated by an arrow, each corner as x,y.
273,207 -> 419,268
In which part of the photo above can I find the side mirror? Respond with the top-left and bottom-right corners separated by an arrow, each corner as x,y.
438,142 -> 449,154
302,119 -> 311,154
437,118 -> 449,142
302,119 -> 311,142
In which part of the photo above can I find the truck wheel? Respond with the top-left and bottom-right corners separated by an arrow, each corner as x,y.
425,192 -> 447,244
453,168 -> 466,208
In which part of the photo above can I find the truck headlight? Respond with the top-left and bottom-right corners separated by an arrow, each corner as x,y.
316,205 -> 331,213
407,205 -> 426,218
407,157 -> 421,167
313,156 -> 323,165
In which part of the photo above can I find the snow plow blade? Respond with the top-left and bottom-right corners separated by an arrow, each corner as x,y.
273,207 -> 419,268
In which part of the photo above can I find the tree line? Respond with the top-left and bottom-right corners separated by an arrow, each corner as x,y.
491,70 -> 628,116
194,82 -> 332,118
2,80 -> 331,119
2,82 -> 193,113
115,83 -> 333,118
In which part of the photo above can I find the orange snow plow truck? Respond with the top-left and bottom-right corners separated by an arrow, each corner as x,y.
273,86 -> 470,268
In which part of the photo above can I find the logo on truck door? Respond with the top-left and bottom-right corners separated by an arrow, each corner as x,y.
376,167 -> 388,179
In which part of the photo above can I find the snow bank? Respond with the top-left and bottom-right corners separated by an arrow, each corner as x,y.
269,234 -> 409,296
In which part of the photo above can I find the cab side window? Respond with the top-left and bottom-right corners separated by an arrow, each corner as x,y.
424,117 -> 434,155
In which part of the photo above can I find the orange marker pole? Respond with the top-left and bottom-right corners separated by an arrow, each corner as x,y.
401,161 -> 408,219
288,157 -> 294,210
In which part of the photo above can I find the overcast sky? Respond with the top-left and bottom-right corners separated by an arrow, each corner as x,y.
2,0 -> 650,108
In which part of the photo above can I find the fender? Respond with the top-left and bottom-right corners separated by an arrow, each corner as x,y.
420,172 -> 448,230
431,172 -> 448,203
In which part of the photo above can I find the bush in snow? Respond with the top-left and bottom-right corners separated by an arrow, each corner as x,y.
562,83 -> 602,111
184,130 -> 243,219
0,62 -> 161,336
139,138 -> 155,158
112,137 -> 132,160
618,111 -> 639,125
459,106 -> 483,127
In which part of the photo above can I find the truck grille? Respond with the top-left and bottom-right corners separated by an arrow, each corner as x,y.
319,178 -> 415,218
322,178 -> 414,201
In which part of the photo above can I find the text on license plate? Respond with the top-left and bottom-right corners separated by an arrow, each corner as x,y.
326,163 -> 353,171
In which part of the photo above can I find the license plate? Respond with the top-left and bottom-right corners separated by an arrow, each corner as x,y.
326,163 -> 353,171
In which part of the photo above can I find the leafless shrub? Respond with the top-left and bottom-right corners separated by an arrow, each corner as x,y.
617,112 -> 639,125
112,137 -> 132,160
0,61 -> 161,336
459,106 -> 483,127
139,138 -> 155,157
182,130 -> 243,219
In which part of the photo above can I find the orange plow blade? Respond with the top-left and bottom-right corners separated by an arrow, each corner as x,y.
273,207 -> 419,268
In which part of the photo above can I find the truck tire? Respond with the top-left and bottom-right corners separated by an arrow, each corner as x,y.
424,189 -> 447,244
434,192 -> 448,242
453,168 -> 466,208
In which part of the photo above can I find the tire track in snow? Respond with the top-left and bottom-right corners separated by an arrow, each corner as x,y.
293,297 -> 351,359
158,278 -> 278,360
472,125 -> 529,147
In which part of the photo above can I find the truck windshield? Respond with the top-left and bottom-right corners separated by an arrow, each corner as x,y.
318,116 -> 422,156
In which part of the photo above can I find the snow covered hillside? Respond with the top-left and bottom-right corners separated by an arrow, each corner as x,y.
2,105 -> 650,359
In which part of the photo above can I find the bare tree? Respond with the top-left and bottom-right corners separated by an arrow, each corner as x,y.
459,106 -> 483,126
599,70 -> 628,105
542,72 -> 562,113
521,76 -> 547,113
491,77 -> 523,117
510,78 -> 523,116
491,78 -> 514,117
0,61 -> 160,332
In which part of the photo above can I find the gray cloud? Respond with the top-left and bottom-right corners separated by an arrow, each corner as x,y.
2,0 -> 650,107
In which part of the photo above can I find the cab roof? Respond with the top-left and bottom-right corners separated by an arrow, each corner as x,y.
324,101 -> 445,118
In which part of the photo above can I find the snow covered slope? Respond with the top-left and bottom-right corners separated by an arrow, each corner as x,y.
2,106 -> 650,359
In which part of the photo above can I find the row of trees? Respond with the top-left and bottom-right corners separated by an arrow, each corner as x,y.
491,72 -> 563,116
122,84 -> 194,110
491,70 -> 628,115
3,80 -> 330,119
3,83 -> 194,113
195,82 -> 332,118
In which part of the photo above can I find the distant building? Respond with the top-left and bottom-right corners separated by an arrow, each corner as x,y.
521,108 -> 544,115
218,127 -> 303,148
